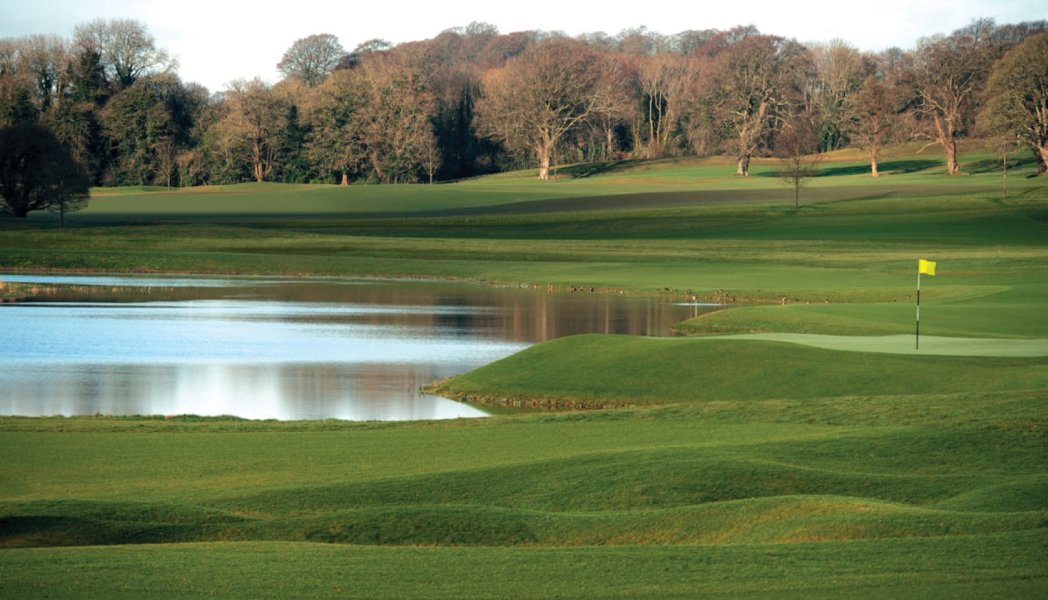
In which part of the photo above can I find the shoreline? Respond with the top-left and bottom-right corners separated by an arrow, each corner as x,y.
0,268 -> 748,305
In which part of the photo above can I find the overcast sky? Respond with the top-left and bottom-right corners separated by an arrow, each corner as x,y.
2,0 -> 1045,92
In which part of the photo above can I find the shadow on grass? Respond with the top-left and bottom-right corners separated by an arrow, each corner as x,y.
965,155 -> 1039,175
555,160 -> 633,179
819,159 -> 942,177
754,159 -> 942,179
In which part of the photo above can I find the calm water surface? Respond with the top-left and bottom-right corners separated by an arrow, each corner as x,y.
0,275 -> 705,420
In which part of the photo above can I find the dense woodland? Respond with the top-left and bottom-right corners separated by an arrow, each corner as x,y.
2,18 -> 1047,189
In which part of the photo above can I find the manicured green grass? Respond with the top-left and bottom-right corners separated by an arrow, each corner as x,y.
2,388 -> 1046,597
1,149 -> 1046,598
720,333 -> 1048,356
4,183 -> 1046,311
432,335 -> 1048,408
3,153 -> 1045,311
3,533 -> 1046,599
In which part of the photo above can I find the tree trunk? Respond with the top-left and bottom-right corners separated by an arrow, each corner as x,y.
1037,145 -> 1048,175
933,114 -> 960,175
370,149 -> 384,182
945,139 -> 959,175
736,154 -> 751,177
252,140 -> 265,182
340,172 -> 349,186
870,156 -> 879,177
537,139 -> 552,181
647,95 -> 655,157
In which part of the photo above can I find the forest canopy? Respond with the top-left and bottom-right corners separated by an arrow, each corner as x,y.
1,18 -> 1045,188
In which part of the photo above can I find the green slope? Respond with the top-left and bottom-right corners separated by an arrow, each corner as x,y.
431,335 -> 1048,408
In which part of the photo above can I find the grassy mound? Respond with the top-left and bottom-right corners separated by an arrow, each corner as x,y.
1,401 -> 1045,597
430,335 -> 1048,409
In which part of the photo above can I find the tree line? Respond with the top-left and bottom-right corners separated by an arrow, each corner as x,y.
2,17 -> 1047,194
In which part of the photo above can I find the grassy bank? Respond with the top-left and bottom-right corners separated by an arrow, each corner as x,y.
429,335 -> 1048,409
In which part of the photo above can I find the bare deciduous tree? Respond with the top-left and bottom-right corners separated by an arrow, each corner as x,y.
588,53 -> 634,161
221,78 -> 289,182
806,40 -> 867,151
303,70 -> 368,184
356,50 -> 437,183
980,32 -> 1048,175
0,39 -> 19,77
20,34 -> 70,113
476,37 -> 612,180
0,40 -> 38,127
421,132 -> 441,184
776,113 -> 821,207
74,19 -> 174,89
637,53 -> 695,158
909,22 -> 1001,175
277,34 -> 345,88
704,35 -> 811,176
5,17 -> 1046,189
847,72 -> 903,177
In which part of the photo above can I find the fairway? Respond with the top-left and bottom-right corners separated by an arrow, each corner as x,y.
2,151 -> 1047,598
3,535 -> 1046,599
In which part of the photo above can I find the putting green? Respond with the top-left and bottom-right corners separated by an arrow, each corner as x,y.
721,333 -> 1048,357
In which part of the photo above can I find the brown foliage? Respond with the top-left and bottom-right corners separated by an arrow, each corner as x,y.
910,27 -> 1000,174
475,37 -> 617,180
980,33 -> 1048,175
701,35 -> 813,176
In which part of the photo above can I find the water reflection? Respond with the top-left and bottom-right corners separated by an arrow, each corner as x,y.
0,275 -> 709,420
1,363 -> 487,421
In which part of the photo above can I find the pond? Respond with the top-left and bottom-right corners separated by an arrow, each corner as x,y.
0,274 -> 710,421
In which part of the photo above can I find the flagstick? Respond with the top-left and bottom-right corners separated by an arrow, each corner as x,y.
916,271 -> 921,350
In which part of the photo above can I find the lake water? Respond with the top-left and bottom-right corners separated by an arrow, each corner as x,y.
0,275 -> 707,420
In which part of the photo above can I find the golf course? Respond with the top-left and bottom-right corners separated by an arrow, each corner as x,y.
1,149 -> 1046,598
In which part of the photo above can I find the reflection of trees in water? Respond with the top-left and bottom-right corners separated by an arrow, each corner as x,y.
15,278 -> 700,341
18,284 -> 196,303
500,292 -> 696,342
2,278 -> 706,419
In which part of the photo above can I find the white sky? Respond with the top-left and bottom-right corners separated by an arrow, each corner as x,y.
2,0 -> 1045,92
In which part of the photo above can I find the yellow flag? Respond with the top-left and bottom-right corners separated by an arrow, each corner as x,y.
918,259 -> 936,276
